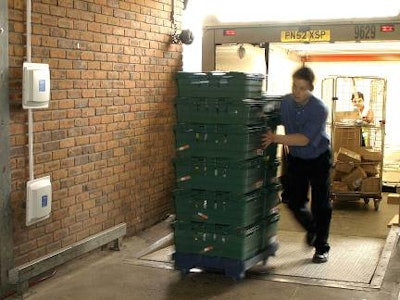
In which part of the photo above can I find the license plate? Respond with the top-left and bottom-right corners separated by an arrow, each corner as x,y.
281,30 -> 331,42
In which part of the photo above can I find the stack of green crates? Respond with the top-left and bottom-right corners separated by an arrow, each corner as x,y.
176,71 -> 265,98
173,71 -> 282,263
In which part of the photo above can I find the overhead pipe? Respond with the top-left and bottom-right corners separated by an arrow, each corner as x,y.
26,0 -> 31,63
26,0 -> 34,181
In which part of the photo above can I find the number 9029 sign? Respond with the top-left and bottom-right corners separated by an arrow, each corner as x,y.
354,24 -> 376,40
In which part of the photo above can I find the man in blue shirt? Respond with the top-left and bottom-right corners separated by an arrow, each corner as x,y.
262,66 -> 332,263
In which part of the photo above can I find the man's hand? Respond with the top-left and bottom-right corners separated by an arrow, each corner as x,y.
262,130 -> 275,148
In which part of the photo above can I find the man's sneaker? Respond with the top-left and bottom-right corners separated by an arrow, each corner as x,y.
312,251 -> 329,263
306,232 -> 316,247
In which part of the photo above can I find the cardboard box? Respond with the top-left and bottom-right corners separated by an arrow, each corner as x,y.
331,168 -> 346,181
337,147 -> 362,163
358,147 -> 382,162
334,110 -> 359,122
387,193 -> 400,205
331,181 -> 349,192
333,127 -> 361,152
342,166 -> 367,191
360,177 -> 380,193
361,163 -> 379,176
335,161 -> 354,173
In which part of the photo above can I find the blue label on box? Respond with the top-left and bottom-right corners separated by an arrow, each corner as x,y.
39,79 -> 46,92
42,195 -> 48,207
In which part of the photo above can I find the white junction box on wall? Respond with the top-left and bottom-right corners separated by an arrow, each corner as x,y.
26,176 -> 52,226
22,62 -> 51,109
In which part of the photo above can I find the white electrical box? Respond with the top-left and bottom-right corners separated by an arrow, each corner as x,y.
22,62 -> 51,109
26,176 -> 52,226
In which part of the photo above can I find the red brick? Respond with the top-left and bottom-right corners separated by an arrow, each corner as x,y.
95,213 -> 108,224
28,247 -> 47,262
37,233 -> 54,248
72,183 -> 86,197
46,221 -> 61,233
61,196 -> 76,208
54,228 -> 69,240
52,149 -> 68,161
76,228 -> 90,241
68,203 -> 83,215
44,161 -> 61,172
76,211 -> 90,222
82,199 -> 96,210
68,185 -> 83,196
60,137 -> 75,149
28,227 -> 45,240
46,241 -> 62,253
89,224 -> 103,235
9,0 -> 180,266
62,235 -> 77,247
69,221 -> 83,234
89,206 -> 102,217
16,240 -> 38,255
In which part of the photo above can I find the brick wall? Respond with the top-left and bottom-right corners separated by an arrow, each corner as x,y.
8,0 -> 182,266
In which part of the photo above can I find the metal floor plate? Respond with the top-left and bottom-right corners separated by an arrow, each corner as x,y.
125,227 -> 399,291
247,230 -> 393,290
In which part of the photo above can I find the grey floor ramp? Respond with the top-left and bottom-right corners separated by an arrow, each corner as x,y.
133,228 -> 399,291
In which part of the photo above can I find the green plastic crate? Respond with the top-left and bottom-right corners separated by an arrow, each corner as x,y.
176,71 -> 265,98
173,188 -> 265,227
263,212 -> 280,248
173,221 -> 265,260
175,123 -> 266,159
264,158 -> 280,173
174,156 -> 264,194
175,97 -> 267,125
261,95 -> 283,115
175,72 -> 208,98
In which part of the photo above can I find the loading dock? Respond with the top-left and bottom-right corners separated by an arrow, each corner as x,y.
202,17 -> 400,71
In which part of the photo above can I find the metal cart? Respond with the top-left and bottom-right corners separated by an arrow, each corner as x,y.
321,76 -> 386,210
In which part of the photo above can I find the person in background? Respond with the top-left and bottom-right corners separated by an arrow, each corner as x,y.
262,66 -> 332,263
351,91 -> 374,124
351,91 -> 374,146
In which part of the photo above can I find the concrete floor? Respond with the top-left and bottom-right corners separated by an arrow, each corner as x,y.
7,193 -> 400,300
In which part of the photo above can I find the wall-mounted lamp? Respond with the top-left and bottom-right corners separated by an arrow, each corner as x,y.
171,29 -> 194,45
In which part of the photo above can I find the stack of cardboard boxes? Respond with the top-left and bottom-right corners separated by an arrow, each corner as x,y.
331,146 -> 382,194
